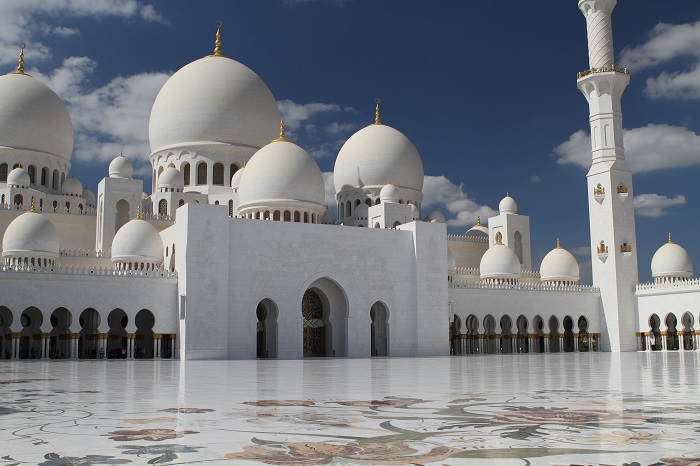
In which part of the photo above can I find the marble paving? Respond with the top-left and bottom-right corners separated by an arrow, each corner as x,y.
1,352 -> 699,465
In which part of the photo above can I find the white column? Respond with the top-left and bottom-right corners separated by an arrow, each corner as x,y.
645,333 -> 651,352
42,334 -> 50,359
71,334 -> 79,359
478,335 -> 483,354
574,333 -> 579,352
11,334 -> 19,359
559,336 -> 564,352
154,334 -> 161,359
544,334 -> 550,353
127,334 -> 134,359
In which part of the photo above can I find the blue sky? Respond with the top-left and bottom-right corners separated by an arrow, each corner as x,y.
4,0 -> 700,283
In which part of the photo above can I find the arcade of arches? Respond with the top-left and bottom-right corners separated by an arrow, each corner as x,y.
0,306 -> 175,360
640,312 -> 700,351
450,314 -> 601,354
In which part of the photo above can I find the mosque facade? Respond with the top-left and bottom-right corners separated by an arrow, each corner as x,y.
0,0 -> 697,360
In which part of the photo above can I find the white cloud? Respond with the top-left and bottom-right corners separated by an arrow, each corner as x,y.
277,100 -> 342,130
422,175 -> 497,227
554,125 -> 700,173
645,63 -> 700,100
530,175 -> 542,183
634,193 -> 686,217
620,21 -> 700,70
0,0 -> 166,66
31,57 -> 171,171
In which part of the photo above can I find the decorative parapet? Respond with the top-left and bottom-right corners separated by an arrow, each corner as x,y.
454,267 -> 480,275
450,280 -> 599,293
0,203 -> 97,216
60,248 -> 110,258
620,242 -> 633,253
617,185 -> 629,194
0,263 -> 177,279
520,269 -> 541,279
577,65 -> 630,79
141,212 -> 174,222
447,234 -> 489,243
636,278 -> 700,292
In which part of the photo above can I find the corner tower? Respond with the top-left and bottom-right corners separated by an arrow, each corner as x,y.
577,0 -> 638,351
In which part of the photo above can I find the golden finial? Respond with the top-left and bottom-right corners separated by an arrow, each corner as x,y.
668,232 -> 673,244
373,98 -> 381,125
556,238 -> 561,249
272,119 -> 291,142
213,20 -> 223,56
495,232 -> 502,245
476,215 -> 481,226
136,206 -> 142,220
29,196 -> 36,212
14,43 -> 26,75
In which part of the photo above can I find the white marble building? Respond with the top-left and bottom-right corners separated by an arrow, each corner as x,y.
0,1 -> 696,360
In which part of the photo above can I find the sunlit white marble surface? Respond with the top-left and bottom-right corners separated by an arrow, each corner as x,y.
1,353 -> 699,465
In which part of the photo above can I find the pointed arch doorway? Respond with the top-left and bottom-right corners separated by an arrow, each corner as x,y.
301,278 -> 348,358
370,302 -> 388,357
302,289 -> 326,357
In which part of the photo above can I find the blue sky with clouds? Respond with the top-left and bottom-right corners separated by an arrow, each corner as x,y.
3,0 -> 700,283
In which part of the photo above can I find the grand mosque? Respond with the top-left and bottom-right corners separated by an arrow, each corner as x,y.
0,0 -> 696,361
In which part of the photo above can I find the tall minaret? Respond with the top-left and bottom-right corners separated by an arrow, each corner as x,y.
577,0 -> 639,352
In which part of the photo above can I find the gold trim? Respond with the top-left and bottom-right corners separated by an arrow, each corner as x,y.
373,98 -> 381,125
271,119 -> 292,143
12,43 -> 26,75
213,20 -> 223,56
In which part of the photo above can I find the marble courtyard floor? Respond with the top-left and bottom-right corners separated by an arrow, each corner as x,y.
0,353 -> 699,465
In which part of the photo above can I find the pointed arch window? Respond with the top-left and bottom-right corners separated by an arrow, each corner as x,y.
213,163 -> 224,185
183,163 -> 190,186
197,162 -> 207,185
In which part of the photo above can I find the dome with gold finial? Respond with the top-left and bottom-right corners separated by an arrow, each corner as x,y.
237,120 -> 325,217
651,233 -> 693,282
540,239 -> 580,284
109,152 -> 133,178
157,163 -> 184,191
334,99 -> 424,196
480,232 -> 521,281
149,21 -> 280,155
0,44 -> 74,162
466,216 -> 488,237
2,198 -> 60,266
7,166 -> 30,188
111,208 -> 164,268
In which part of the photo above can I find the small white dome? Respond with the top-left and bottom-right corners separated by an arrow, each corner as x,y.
540,240 -> 580,283
466,216 -> 488,237
238,140 -> 325,210
651,236 -> 693,279
480,240 -> 521,280
410,203 -> 419,220
321,208 -> 336,225
6,167 -> 30,187
379,183 -> 401,203
62,175 -> 82,196
157,164 -> 184,190
334,123 -> 424,193
149,56 -> 279,154
426,208 -> 445,223
82,186 -> 96,207
2,210 -> 60,260
231,166 -> 244,189
111,218 -> 164,265
354,203 -> 369,218
109,153 -> 133,179
499,194 -> 518,214
0,73 -> 73,161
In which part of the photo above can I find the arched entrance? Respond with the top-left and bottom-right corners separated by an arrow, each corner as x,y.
79,308 -> 100,359
548,316 -> 560,352
256,298 -> 278,359
50,308 -> 71,359
108,309 -> 128,359
115,199 -> 130,234
20,307 -> 43,359
0,307 -> 12,359
466,314 -> 479,354
301,278 -> 348,358
532,315 -> 545,353
370,302 -> 388,357
578,316 -> 589,352
135,309 -> 155,359
516,315 -> 529,353
563,316 -> 575,352
665,313 -> 679,351
682,312 -> 694,350
483,315 -> 497,354
649,314 -> 662,351
500,315 -> 513,354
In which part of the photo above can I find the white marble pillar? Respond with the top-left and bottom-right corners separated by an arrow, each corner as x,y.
544,334 -> 550,353
11,334 -> 19,359
154,334 -> 161,359
574,333 -> 579,352
41,333 -> 49,359
559,336 -> 564,352
71,334 -> 79,359
127,334 -> 135,359
478,335 -> 483,354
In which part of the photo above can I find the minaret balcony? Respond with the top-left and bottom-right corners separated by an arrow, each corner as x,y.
620,243 -> 633,255
577,65 -> 630,80
593,184 -> 605,204
596,242 -> 609,262
617,184 -> 629,200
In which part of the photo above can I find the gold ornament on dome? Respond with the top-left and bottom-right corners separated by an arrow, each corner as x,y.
213,20 -> 223,56
373,98 -> 382,125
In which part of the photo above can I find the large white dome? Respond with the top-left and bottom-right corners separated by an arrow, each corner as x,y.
540,241 -> 580,283
334,124 -> 424,193
238,139 -> 325,210
651,236 -> 693,280
480,242 -> 521,280
112,218 -> 164,265
149,56 -> 280,154
2,210 -> 60,260
0,73 -> 73,161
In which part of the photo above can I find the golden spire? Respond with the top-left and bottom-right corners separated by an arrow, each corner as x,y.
476,215 -> 481,226
136,206 -> 142,220
14,43 -> 26,75
556,238 -> 561,249
213,20 -> 223,56
272,119 -> 291,142
373,98 -> 381,125
495,232 -> 502,245
29,196 -> 36,212
668,232 -> 673,244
